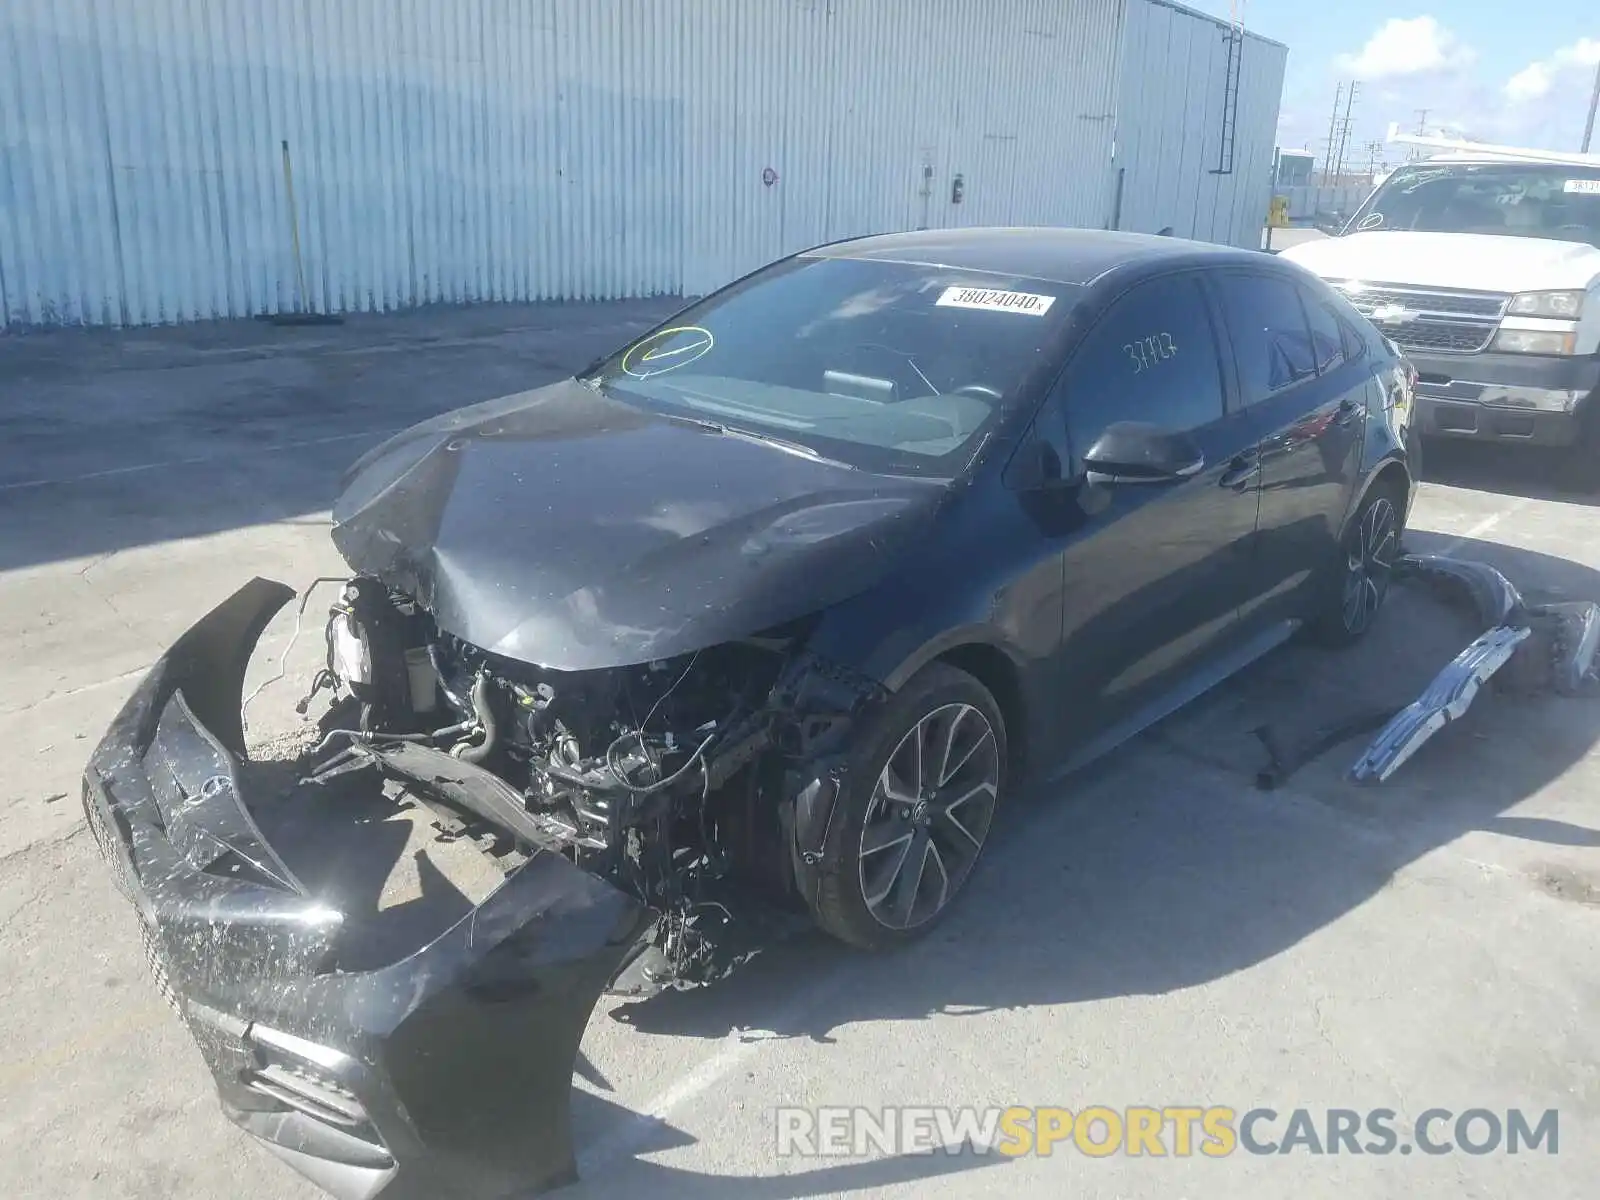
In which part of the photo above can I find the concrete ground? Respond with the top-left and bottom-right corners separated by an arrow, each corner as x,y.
1,303 -> 1597,1200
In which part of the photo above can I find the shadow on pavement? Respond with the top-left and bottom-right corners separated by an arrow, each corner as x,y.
1420,437 -> 1600,507
603,537 -> 1600,1054
567,1087 -> 1010,1198
0,301 -> 680,573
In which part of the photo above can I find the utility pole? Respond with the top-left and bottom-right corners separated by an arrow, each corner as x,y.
1583,58 -> 1599,153
1322,83 -> 1343,185
1333,82 -> 1359,180
1415,108 -> 1430,135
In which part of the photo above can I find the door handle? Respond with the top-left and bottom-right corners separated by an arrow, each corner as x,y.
1219,450 -> 1261,492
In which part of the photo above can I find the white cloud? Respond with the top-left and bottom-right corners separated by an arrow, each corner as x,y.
1505,38 -> 1600,103
1334,17 -> 1476,81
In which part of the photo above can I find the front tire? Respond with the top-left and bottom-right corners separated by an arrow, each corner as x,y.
1309,484 -> 1403,646
809,663 -> 1008,951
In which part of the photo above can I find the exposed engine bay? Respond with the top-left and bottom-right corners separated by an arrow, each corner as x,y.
295,575 -> 884,996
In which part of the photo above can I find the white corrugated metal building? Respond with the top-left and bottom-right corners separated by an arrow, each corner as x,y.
1113,0 -> 1286,247
0,0 -> 1286,329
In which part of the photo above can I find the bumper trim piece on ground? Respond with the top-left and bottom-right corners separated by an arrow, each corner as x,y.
1346,555 -> 1600,784
1349,624 -> 1532,785
82,578 -> 655,1200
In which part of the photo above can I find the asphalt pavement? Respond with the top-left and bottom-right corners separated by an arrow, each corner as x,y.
1,302 -> 1597,1199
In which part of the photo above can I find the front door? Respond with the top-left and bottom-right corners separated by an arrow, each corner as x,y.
1048,272 -> 1265,747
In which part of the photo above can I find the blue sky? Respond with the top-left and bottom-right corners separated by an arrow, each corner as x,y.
1187,2 -> 1598,163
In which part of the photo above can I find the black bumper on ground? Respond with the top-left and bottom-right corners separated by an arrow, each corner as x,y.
81,579 -> 650,1200
1408,350 -> 1600,447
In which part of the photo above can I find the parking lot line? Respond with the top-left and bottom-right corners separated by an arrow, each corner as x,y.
577,970 -> 852,1173
1430,497 -> 1531,559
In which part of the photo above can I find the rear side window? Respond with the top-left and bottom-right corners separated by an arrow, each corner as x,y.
1060,274 -> 1227,452
1214,274 -> 1318,405
1299,288 -> 1347,374
1339,316 -> 1370,362
1318,286 -> 1373,361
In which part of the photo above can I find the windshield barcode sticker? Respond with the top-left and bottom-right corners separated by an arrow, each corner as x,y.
936,286 -> 1056,315
1563,179 -> 1600,194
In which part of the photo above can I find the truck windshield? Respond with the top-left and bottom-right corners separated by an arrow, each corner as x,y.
1346,162 -> 1600,247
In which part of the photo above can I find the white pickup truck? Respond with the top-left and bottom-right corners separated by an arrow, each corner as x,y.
1280,148 -> 1600,464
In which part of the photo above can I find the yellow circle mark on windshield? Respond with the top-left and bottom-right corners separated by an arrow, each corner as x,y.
621,325 -> 715,379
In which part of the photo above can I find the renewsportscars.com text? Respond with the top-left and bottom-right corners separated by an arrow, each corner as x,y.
774,1105 -> 1559,1158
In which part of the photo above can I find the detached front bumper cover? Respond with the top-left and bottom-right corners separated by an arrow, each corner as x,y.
1348,556 -> 1600,785
82,579 -> 650,1200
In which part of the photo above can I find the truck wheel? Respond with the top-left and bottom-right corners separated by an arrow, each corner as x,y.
809,663 -> 1008,951
1559,391 -> 1600,494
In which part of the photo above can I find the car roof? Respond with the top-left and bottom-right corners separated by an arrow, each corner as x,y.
802,226 -> 1268,287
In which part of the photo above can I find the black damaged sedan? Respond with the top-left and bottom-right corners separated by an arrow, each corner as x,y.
82,228 -> 1417,1199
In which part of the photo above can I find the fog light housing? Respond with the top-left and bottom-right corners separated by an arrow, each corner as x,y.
1491,328 -> 1576,355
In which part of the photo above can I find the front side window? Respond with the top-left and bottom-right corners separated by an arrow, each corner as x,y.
1214,273 -> 1318,405
1059,275 -> 1227,455
585,256 -> 1080,477
1347,162 -> 1600,247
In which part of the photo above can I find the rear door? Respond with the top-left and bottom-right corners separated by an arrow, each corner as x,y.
1208,270 -> 1368,630
1050,272 -> 1265,744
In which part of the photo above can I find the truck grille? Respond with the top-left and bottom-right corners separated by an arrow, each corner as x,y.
1381,324 -> 1499,354
1334,282 -> 1510,356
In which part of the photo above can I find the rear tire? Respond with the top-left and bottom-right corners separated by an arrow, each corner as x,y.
808,663 -> 1008,951
1308,482 -> 1404,647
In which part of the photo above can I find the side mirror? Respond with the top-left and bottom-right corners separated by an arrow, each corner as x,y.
1082,421 -> 1205,484
1312,211 -> 1347,236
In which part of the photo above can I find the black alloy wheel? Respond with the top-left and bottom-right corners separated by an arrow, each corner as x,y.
809,663 -> 1008,950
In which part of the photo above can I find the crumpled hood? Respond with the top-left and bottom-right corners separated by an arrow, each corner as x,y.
1281,230 -> 1600,293
330,379 -> 946,671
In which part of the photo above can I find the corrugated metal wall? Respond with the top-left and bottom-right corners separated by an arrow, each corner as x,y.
1112,0 -> 1286,249
1,0 -> 1127,328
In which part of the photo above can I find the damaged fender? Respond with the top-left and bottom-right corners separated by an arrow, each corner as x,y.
82,579 -> 652,1200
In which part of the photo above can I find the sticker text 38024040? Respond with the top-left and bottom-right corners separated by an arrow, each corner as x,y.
936,286 -> 1057,316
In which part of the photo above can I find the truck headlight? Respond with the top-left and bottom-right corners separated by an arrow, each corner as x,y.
1505,290 -> 1585,318
1491,328 -> 1577,355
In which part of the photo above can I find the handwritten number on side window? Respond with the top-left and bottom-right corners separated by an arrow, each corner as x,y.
1123,332 -> 1178,374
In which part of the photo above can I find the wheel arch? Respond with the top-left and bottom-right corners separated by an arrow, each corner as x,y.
1346,453 -> 1413,536
881,629 -> 1031,781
